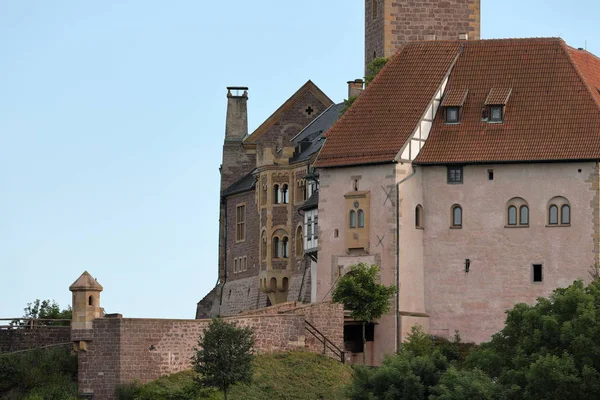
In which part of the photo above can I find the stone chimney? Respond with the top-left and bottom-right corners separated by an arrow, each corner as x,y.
225,87 -> 249,142
347,79 -> 365,99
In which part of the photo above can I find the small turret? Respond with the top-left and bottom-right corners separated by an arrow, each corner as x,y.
69,271 -> 103,330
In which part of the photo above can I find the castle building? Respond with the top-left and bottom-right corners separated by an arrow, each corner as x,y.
316,37 -> 600,364
197,1 -> 599,365
197,1 -> 483,321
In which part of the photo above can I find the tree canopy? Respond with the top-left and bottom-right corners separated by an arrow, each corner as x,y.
191,318 -> 255,400
348,279 -> 600,399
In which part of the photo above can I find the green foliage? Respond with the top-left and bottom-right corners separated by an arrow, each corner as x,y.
430,367 -> 498,400
118,352 -> 353,400
332,263 -> 397,323
0,346 -> 77,399
117,371 -> 220,400
341,95 -> 357,114
365,57 -> 389,86
191,318 -> 254,399
12,299 -> 72,327
347,327 -> 449,400
464,279 -> 600,399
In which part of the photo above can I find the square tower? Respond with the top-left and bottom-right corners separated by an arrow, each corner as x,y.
365,0 -> 481,71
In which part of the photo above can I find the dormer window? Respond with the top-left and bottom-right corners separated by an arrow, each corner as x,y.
484,88 -> 512,124
445,107 -> 460,123
441,89 -> 468,124
489,105 -> 503,122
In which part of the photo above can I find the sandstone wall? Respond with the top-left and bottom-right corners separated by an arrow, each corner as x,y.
0,326 -> 71,354
78,313 -> 308,399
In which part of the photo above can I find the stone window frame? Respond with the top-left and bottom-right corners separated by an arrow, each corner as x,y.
415,204 -> 424,229
272,230 -> 289,259
295,225 -> 303,256
505,197 -> 529,228
547,196 -> 571,227
281,184 -> 289,204
357,209 -> 365,228
273,184 -> 280,204
261,230 -> 267,261
451,204 -> 462,229
447,166 -> 463,184
236,203 -> 246,242
349,210 -> 357,228
532,263 -> 544,283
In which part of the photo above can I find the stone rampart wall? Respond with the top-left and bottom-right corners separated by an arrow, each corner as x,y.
0,326 -> 71,354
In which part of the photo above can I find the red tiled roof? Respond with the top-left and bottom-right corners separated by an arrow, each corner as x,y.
484,88 -> 512,105
316,38 -> 600,168
416,38 -> 600,164
315,42 -> 461,168
441,89 -> 469,107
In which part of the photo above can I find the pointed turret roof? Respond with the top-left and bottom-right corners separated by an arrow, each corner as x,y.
69,271 -> 103,291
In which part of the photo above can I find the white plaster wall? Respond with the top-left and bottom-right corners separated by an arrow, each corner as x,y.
318,163 -> 404,364
397,165 -> 429,338
421,162 -> 598,343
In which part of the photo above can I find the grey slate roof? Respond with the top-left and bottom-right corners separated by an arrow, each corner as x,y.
299,191 -> 319,211
222,172 -> 256,198
290,103 -> 344,164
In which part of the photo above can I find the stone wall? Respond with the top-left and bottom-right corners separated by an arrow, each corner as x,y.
77,311 -> 321,399
365,0 -> 481,71
237,301 -> 345,357
0,326 -> 71,353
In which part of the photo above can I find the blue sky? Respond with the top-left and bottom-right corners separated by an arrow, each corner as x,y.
1,1 -> 598,319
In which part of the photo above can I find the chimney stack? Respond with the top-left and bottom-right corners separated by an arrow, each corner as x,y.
347,79 -> 365,99
225,87 -> 249,142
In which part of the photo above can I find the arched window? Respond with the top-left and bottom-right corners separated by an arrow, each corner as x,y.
549,205 -> 559,225
270,277 -> 277,292
548,197 -> 571,227
296,226 -> 303,255
508,206 -> 517,226
349,210 -> 357,228
415,205 -> 423,229
506,198 -> 529,227
358,210 -> 365,228
561,205 -> 570,225
88,296 -> 93,306
282,237 -> 289,258
452,205 -> 462,227
261,232 -> 267,261
273,184 -> 280,204
281,184 -> 289,204
520,206 -> 529,226
273,237 -> 280,258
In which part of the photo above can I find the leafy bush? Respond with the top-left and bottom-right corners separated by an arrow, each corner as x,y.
0,346 -> 77,399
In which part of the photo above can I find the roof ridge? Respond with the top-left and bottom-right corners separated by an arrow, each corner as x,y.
561,41 -> 600,112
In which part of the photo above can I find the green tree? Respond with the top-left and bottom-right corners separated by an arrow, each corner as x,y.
191,318 -> 255,400
465,279 -> 600,399
332,263 -> 396,364
12,299 -> 72,327
430,367 -> 498,400
347,326 -> 449,400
